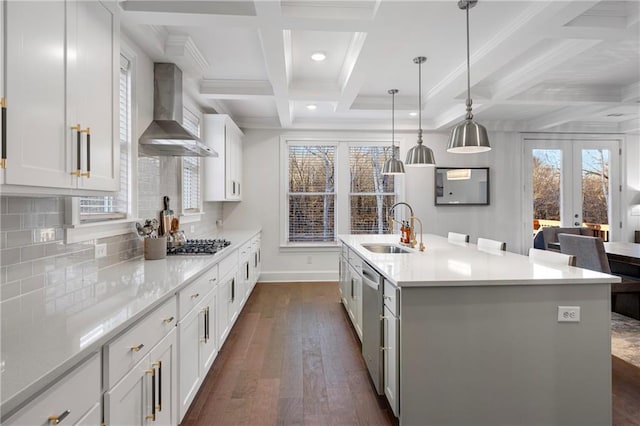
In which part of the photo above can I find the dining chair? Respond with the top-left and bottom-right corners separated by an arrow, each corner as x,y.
528,248 -> 576,266
557,234 -> 610,273
448,232 -> 470,243
477,238 -> 506,251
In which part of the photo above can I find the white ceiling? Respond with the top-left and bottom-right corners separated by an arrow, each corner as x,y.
120,0 -> 640,133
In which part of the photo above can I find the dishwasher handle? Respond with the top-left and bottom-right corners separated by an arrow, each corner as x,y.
362,271 -> 379,290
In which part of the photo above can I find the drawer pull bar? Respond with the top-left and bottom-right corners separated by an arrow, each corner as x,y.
70,124 -> 82,176
1,97 -> 6,169
152,361 -> 162,412
130,343 -> 144,352
48,410 -> 70,425
80,127 -> 90,178
163,316 -> 174,324
145,368 -> 156,421
191,293 -> 200,299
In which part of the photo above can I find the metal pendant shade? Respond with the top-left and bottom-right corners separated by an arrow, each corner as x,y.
406,56 -> 436,166
382,89 -> 405,175
447,0 -> 491,154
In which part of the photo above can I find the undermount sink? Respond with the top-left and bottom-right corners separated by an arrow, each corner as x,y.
362,244 -> 411,254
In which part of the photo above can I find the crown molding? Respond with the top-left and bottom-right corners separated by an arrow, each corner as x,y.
200,79 -> 274,99
164,34 -> 210,76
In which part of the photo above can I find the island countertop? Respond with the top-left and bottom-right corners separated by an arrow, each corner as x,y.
339,234 -> 620,287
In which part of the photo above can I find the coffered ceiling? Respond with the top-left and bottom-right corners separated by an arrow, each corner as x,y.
120,0 -> 640,133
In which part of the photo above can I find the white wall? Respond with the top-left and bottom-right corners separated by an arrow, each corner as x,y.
624,134 -> 640,241
222,129 -> 525,281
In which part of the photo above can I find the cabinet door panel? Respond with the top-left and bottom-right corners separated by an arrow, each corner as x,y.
216,277 -> 230,347
178,306 -> 202,422
383,306 -> 399,417
72,0 -> 118,191
105,357 -> 149,426
149,329 -> 178,426
5,1 -> 71,188
200,290 -> 218,374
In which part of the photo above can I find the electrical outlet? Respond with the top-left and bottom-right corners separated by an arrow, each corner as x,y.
95,243 -> 107,259
558,306 -> 581,322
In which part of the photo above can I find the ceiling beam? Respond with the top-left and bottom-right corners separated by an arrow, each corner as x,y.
525,104 -> 614,131
254,1 -> 292,127
199,79 -> 274,99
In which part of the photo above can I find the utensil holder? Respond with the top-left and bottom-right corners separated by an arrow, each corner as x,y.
144,237 -> 167,260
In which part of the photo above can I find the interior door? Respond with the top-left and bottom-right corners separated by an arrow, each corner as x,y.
523,136 -> 621,249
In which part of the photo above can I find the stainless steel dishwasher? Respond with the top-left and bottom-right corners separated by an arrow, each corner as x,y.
361,260 -> 383,395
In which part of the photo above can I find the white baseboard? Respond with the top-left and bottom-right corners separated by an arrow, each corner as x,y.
258,270 -> 338,283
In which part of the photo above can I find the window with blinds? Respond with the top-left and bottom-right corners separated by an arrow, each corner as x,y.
79,55 -> 130,222
349,146 -> 395,234
182,108 -> 201,212
287,144 -> 336,242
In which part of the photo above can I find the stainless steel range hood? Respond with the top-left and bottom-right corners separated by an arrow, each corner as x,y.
139,63 -> 217,157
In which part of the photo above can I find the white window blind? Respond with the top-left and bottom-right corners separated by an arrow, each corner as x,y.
182,107 -> 201,212
79,55 -> 130,222
349,146 -> 395,234
287,144 -> 336,242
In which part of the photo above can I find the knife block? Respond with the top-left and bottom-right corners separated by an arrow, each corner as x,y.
144,237 -> 167,260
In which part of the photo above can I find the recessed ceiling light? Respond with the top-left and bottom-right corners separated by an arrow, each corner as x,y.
409,112 -> 418,117
311,52 -> 326,62
306,104 -> 317,110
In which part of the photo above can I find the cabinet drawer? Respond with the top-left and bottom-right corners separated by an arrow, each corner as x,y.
383,279 -> 399,316
4,354 -> 100,426
219,250 -> 238,278
104,297 -> 176,389
178,265 -> 218,321
239,241 -> 252,258
348,251 -> 362,274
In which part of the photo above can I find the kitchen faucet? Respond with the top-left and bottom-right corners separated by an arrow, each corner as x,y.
388,202 -> 425,251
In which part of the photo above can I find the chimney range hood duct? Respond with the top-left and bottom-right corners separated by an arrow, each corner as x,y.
139,63 -> 217,157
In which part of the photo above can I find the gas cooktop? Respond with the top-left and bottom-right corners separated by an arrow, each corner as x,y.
166,239 -> 231,255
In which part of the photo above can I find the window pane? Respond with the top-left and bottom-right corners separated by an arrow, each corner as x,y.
532,149 -> 561,231
289,195 -> 335,242
288,146 -> 335,193
350,195 -> 395,234
183,157 -> 200,211
581,149 -> 610,241
349,146 -> 394,192
80,55 -> 130,222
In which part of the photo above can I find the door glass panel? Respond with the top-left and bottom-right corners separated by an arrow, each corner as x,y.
532,149 -> 561,234
581,149 -> 610,241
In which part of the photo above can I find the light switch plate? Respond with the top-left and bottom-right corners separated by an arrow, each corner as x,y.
558,306 -> 581,322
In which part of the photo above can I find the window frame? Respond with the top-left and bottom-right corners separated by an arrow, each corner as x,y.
64,46 -> 139,243
280,137 -> 401,249
179,105 -> 204,223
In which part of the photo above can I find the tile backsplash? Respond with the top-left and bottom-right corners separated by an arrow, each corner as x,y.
0,156 -> 222,302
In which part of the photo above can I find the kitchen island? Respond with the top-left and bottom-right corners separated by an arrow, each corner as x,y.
339,234 -> 620,426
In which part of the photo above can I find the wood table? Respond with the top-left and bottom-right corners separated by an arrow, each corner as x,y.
604,242 -> 640,266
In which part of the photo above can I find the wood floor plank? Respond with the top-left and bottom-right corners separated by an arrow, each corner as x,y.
183,282 -> 637,426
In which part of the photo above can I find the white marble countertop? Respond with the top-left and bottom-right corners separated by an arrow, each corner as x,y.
0,229 -> 260,418
339,234 -> 621,287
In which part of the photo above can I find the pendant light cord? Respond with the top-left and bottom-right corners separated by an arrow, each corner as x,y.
465,4 -> 473,120
392,90 -> 396,159
418,60 -> 423,144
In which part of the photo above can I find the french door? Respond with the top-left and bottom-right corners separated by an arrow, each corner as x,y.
523,135 -> 621,248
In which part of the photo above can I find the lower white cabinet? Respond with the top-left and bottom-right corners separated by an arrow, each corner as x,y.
3,353 -> 101,426
383,305 -> 399,418
338,253 -> 349,306
216,271 -> 231,348
178,287 -> 216,422
348,264 -> 363,340
105,329 -> 177,426
250,234 -> 261,289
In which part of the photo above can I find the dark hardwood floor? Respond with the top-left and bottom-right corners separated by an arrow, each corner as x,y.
183,282 -> 640,426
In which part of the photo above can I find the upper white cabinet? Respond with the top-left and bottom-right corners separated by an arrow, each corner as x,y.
1,0 -> 119,194
203,114 -> 243,201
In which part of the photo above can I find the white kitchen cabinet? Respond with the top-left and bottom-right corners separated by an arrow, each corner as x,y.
338,251 -> 349,306
3,354 -> 101,426
215,271 -> 231,348
383,304 -> 399,418
250,233 -> 261,289
105,329 -> 177,426
203,114 -> 243,201
177,265 -> 218,423
349,265 -> 363,340
239,240 -> 252,307
1,0 -> 119,194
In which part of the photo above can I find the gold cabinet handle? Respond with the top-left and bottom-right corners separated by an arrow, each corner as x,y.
145,368 -> 156,421
163,316 -> 174,324
152,361 -> 162,412
48,410 -> 70,425
191,293 -> 200,299
80,127 -> 90,177
130,343 -> 144,352
209,277 -> 217,282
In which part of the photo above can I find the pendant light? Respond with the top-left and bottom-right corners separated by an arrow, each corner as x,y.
406,56 -> 436,166
382,89 -> 405,175
447,0 -> 491,153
